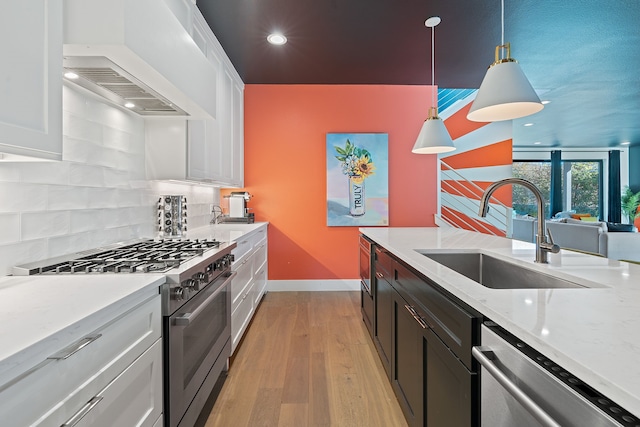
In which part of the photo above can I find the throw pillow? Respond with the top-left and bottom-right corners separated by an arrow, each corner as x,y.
571,213 -> 591,219
606,222 -> 635,232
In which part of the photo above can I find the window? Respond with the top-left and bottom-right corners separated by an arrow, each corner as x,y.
513,160 -> 603,219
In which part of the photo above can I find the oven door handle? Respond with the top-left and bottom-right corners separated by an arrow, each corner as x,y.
472,346 -> 562,427
174,271 -> 236,327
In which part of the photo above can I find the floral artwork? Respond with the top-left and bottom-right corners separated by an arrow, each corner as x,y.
326,133 -> 389,226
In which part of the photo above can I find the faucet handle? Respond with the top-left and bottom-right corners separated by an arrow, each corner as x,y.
543,228 -> 561,254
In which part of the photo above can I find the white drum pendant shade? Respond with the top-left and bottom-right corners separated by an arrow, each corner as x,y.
467,60 -> 543,122
412,117 -> 455,154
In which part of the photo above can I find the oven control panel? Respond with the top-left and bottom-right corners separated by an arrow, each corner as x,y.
171,254 -> 234,302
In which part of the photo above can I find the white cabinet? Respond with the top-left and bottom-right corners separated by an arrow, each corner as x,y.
0,294 -> 163,427
144,3 -> 244,187
230,225 -> 268,354
72,340 -> 163,427
0,0 -> 62,160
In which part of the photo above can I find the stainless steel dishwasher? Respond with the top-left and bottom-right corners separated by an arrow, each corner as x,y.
473,321 -> 637,427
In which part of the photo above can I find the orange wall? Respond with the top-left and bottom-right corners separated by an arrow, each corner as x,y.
236,85 -> 439,280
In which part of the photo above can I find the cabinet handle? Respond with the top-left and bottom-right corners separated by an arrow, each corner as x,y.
61,396 -> 103,426
375,272 -> 384,279
404,304 -> 427,329
47,334 -> 102,360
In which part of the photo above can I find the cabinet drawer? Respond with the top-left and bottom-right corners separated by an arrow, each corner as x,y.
253,263 -> 267,305
394,261 -> 476,370
0,295 -> 161,427
231,256 -> 254,312
232,227 -> 266,264
71,339 -> 163,427
375,247 -> 393,281
253,239 -> 267,272
231,280 -> 255,353
232,236 -> 254,262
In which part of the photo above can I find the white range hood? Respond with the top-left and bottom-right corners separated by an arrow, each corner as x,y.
63,0 -> 216,118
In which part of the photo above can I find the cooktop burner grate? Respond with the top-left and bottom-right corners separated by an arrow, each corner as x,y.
20,238 -> 222,275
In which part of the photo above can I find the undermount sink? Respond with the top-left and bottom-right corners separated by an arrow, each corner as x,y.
418,251 -> 595,289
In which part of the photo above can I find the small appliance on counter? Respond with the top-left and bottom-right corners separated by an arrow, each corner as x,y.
220,191 -> 254,223
158,195 -> 187,237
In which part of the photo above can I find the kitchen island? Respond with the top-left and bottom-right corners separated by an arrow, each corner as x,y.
360,226 -> 640,419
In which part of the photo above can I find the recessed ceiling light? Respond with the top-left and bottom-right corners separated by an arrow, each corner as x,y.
541,100 -> 551,105
621,141 -> 631,145
124,102 -> 135,108
533,142 -> 541,145
267,33 -> 287,45
524,123 -> 534,127
64,71 -> 79,79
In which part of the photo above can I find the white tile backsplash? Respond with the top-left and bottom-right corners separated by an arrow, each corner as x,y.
19,162 -> 70,186
0,214 -> 20,245
0,85 -> 220,276
21,211 -> 71,240
0,183 -> 48,213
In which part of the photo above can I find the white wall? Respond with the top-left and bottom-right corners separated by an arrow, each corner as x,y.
0,84 -> 219,276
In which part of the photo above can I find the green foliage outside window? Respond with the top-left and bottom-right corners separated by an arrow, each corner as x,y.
621,186 -> 640,224
512,161 -> 601,219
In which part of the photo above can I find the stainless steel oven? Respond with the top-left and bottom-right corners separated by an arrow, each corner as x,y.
164,268 -> 235,427
359,235 -> 374,337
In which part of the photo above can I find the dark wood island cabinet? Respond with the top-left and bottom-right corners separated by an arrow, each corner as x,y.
368,236 -> 480,427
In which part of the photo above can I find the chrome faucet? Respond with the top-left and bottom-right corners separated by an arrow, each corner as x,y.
478,178 -> 560,263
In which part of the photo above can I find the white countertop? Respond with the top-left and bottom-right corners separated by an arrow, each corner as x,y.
360,226 -> 640,418
0,274 -> 165,388
186,222 -> 267,243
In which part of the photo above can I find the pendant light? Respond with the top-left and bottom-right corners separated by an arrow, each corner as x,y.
466,0 -> 543,122
412,17 -> 455,154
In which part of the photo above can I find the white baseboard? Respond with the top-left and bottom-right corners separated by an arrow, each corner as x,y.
267,279 -> 360,292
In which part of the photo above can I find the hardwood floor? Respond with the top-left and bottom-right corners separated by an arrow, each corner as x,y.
201,291 -> 408,427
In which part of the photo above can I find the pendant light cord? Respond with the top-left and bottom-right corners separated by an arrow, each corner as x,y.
501,0 -> 505,46
431,23 -> 435,109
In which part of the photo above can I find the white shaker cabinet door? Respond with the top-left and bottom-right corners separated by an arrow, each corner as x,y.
71,339 -> 163,427
230,77 -> 244,187
0,0 -> 62,160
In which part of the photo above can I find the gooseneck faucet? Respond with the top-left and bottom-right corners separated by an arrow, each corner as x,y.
479,178 -> 560,263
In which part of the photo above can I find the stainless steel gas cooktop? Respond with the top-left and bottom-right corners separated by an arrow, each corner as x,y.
13,239 -> 222,276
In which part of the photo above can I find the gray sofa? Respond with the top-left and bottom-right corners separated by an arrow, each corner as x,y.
512,217 -> 640,262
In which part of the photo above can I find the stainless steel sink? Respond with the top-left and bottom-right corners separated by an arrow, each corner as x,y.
419,251 -> 594,289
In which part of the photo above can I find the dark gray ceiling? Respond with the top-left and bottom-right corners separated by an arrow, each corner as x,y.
197,0 -> 640,149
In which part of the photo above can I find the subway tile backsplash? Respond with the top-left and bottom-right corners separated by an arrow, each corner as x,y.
0,85 -> 219,276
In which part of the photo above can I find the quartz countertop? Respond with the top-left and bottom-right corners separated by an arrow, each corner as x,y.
187,222 -> 267,243
360,226 -> 640,418
0,274 -> 165,387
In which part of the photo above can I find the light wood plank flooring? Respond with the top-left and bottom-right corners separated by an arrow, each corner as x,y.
201,291 -> 407,427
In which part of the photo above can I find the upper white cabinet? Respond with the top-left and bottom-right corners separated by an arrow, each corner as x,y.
145,3 -> 244,187
0,0 -> 62,160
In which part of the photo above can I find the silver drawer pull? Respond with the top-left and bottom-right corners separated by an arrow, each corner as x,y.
375,272 -> 384,279
61,396 -> 103,427
472,346 -> 562,427
48,334 -> 102,360
404,304 -> 427,329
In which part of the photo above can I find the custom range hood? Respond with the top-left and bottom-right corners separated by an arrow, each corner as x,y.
63,0 -> 217,118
